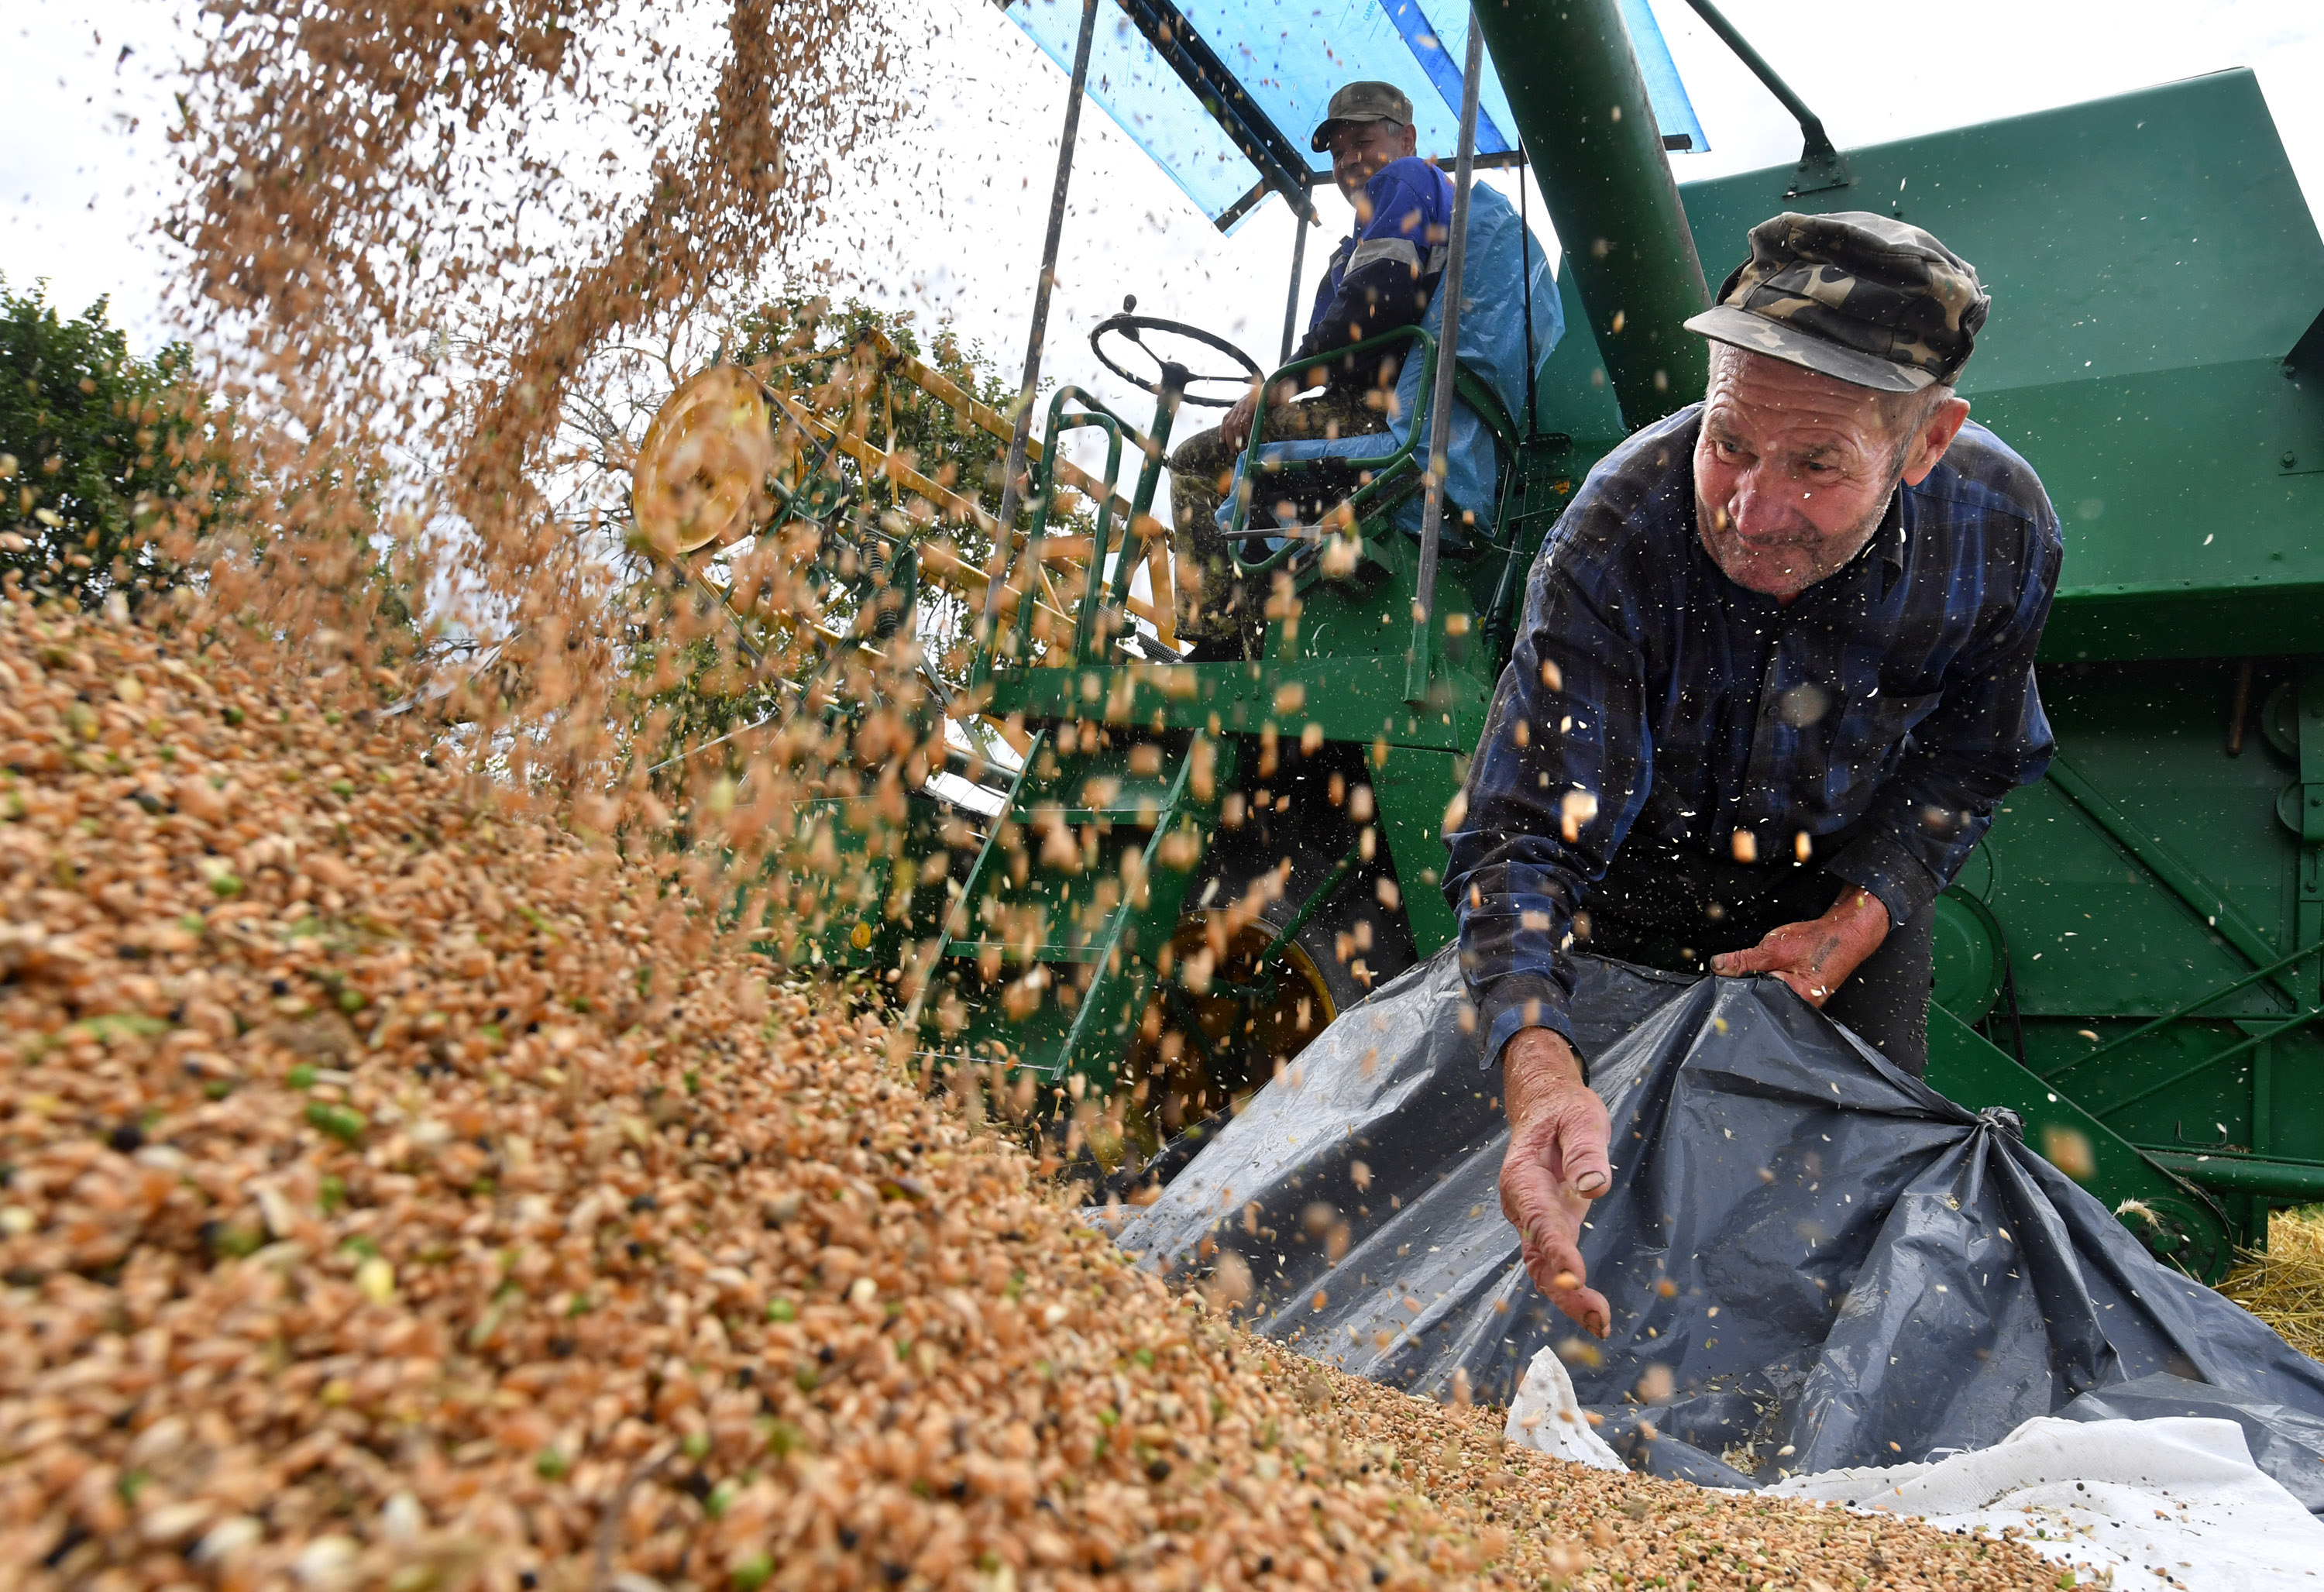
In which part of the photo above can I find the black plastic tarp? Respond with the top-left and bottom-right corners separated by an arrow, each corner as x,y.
1109,948 -> 2324,1509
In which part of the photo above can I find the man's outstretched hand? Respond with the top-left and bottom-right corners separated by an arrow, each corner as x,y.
1499,1026 -> 1613,1337
1708,886 -> 1891,1008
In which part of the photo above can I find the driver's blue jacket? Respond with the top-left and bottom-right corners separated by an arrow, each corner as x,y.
1295,156 -> 1455,384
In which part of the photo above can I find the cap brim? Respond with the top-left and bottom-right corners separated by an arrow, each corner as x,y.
1310,113 -> 1394,153
1683,305 -> 1936,394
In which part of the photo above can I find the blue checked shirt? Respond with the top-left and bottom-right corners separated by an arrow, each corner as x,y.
1444,406 -> 2061,1068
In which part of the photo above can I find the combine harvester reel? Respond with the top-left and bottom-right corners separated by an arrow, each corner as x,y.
625,328 -> 1413,1157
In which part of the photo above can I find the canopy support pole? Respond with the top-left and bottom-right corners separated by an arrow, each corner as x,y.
981,0 -> 1099,638
1279,209 -> 1312,366
1405,9 -> 1484,708
1518,153 -> 1536,440
1681,0 -> 1850,195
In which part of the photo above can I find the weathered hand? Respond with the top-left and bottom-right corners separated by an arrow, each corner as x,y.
1708,886 -> 1891,1007
1498,1026 -> 1614,1337
1219,387 -> 1261,456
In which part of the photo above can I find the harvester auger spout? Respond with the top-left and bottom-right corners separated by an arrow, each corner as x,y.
628,0 -> 2324,1280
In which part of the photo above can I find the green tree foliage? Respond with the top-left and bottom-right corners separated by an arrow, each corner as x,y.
731,295 -> 1021,622
0,282 -> 235,607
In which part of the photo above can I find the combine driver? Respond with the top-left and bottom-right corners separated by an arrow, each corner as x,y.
1168,81 -> 1472,655
1445,214 -> 2061,1339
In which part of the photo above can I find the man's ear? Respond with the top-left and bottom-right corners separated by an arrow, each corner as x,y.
1398,122 -> 1418,158
1898,395 -> 1972,487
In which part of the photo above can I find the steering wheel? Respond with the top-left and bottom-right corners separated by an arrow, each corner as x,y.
1090,302 -> 1263,410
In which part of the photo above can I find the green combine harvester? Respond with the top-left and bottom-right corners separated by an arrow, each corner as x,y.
634,0 -> 2322,1280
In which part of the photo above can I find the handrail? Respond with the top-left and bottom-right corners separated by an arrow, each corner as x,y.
1223,325 -> 1525,590
970,386 -> 1130,687
856,328 -> 1166,546
1412,11 -> 1487,709
1226,325 -> 1439,574
760,363 -> 1174,641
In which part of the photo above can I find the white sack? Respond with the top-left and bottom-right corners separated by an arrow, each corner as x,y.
1504,1346 -> 2324,1590
1504,1346 -> 1628,1473
1767,1416 -> 2324,1591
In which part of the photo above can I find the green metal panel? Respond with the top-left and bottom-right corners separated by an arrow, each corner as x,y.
1369,748 -> 1463,958
1527,267 -> 1628,449
1975,363 -> 2324,662
1670,70 -> 2324,660
1944,659 -> 2324,1246
1974,667 -> 2305,1019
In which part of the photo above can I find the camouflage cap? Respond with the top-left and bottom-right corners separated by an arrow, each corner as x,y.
1312,81 -> 1415,152
1684,211 -> 1990,394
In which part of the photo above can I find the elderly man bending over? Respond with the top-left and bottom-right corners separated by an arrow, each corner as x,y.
1167,81 -> 1456,656
1442,213 -> 2061,1338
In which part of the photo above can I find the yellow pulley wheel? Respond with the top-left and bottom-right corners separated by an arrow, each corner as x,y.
631,366 -> 776,557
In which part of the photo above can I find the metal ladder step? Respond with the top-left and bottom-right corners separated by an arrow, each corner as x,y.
909,727 -> 1231,1085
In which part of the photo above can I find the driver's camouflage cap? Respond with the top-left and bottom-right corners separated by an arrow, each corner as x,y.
1685,211 -> 1989,393
1312,81 -> 1415,151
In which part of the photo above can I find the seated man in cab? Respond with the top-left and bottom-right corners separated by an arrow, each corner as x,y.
1167,81 -> 1459,656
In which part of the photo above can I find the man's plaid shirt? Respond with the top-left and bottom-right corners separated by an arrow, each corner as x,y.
1444,405 -> 2062,1068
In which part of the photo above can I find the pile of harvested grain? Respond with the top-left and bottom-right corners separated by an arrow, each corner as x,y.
0,601 -> 2059,1590
2221,1206 -> 2324,1363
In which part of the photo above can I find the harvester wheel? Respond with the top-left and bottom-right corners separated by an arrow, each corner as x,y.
1118,793 -> 1415,1162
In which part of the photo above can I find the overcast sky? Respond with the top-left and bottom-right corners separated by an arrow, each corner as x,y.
9,0 -> 2322,445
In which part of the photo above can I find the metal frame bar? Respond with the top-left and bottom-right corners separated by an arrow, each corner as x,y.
1279,215 -> 1311,366
1042,744 -> 1207,1083
2047,938 -> 2324,1084
1406,12 -> 1486,707
1216,150 -> 1533,233
2095,1005 -> 2324,1121
2045,754 -> 2312,1009
899,724 -> 1048,1037
2140,1148 -> 2324,1202
982,0 -> 1101,641
1680,0 -> 1850,194
1114,0 -> 1320,229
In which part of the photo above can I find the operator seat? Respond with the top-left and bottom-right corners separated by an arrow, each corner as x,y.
1222,177 -> 1562,551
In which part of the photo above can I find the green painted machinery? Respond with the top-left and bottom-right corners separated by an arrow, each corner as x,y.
672,0 -> 2322,1277
1663,65 -> 2324,1278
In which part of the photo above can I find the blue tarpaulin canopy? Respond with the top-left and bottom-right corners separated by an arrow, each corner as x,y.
1000,0 -> 1707,232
